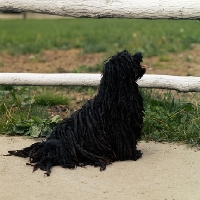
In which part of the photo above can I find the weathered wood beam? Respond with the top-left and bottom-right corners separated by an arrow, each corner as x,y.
0,0 -> 200,19
0,73 -> 200,92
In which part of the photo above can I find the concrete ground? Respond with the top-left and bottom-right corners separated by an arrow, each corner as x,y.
0,136 -> 199,200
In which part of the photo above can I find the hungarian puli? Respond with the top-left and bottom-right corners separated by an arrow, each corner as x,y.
6,50 -> 147,176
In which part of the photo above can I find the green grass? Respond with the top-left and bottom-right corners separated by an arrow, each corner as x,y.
142,90 -> 200,147
34,88 -> 70,106
1,19 -> 200,56
0,86 -> 69,136
0,85 -> 199,146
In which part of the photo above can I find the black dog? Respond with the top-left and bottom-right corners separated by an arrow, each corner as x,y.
7,50 -> 147,176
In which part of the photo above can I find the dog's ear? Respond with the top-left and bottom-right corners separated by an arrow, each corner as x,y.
131,52 -> 146,80
132,52 -> 143,64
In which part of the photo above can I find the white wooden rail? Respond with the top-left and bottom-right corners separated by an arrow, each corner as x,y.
0,0 -> 200,19
0,73 -> 200,92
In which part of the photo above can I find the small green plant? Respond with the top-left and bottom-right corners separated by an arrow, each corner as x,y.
8,115 -> 61,137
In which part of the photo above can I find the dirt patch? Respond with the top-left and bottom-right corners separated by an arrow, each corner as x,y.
0,49 -> 104,73
145,44 -> 200,76
1,44 -> 200,75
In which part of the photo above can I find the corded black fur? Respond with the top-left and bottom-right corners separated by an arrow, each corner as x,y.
6,50 -> 146,176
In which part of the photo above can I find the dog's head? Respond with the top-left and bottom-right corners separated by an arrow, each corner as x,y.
131,51 -> 147,80
99,50 -> 147,104
98,50 -> 147,117
102,50 -> 146,82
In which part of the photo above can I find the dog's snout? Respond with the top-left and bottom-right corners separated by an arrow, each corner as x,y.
141,64 -> 148,69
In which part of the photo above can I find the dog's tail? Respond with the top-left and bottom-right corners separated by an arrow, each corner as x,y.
5,135 -> 112,176
5,139 -> 71,176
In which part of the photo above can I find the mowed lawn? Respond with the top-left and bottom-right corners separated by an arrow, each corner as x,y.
0,18 -> 200,56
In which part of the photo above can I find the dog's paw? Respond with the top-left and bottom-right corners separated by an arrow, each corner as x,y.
136,150 -> 143,159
